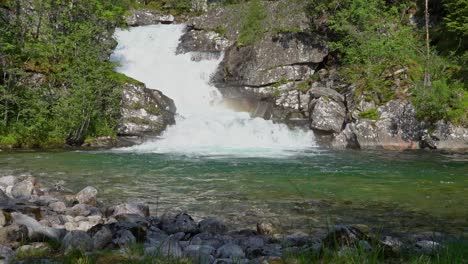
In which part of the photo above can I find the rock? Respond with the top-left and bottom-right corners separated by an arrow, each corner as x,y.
48,201 -> 66,213
309,97 -> 346,133
309,84 -> 345,103
0,176 -> 18,189
147,236 -> 183,258
282,233 -> 312,247
336,100 -> 423,150
191,0 -> 207,12
146,228 -> 169,247
177,30 -> 231,58
161,211 -> 198,234
184,245 -> 215,264
381,236 -> 403,256
213,32 -> 327,87
216,244 -> 245,259
62,230 -> 93,253
125,9 -> 175,26
323,225 -> 367,249
92,227 -> 113,249
331,123 -> 359,149
16,242 -> 51,256
0,224 -> 28,247
415,240 -> 440,255
118,83 -> 176,137
199,217 -> 228,234
0,246 -> 14,264
75,186 -> 98,206
11,179 -> 35,199
66,204 -> 92,217
107,202 -> 149,218
0,210 -> 5,227
430,121 -> 468,150
11,212 -> 63,242
0,189 -> 9,201
113,229 -> 137,248
257,222 -> 278,236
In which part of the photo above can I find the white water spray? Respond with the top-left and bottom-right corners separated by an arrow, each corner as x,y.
111,25 -> 315,157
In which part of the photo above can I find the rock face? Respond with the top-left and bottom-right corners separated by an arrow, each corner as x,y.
428,121 -> 468,150
213,33 -> 327,88
309,97 -> 346,133
332,100 -> 423,150
118,82 -> 176,138
125,9 -> 175,26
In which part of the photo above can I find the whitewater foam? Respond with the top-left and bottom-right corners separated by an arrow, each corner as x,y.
111,24 -> 315,157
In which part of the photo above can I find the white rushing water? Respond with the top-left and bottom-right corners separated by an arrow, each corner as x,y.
111,25 -> 315,157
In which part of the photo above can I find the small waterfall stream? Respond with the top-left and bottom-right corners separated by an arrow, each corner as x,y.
111,24 -> 315,157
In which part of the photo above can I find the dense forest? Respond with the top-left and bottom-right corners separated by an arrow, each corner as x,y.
0,0 -> 466,148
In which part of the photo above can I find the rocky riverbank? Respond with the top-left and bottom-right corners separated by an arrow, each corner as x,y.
0,175 -> 458,263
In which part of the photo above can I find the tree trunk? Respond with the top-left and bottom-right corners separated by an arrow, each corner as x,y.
423,0 -> 431,87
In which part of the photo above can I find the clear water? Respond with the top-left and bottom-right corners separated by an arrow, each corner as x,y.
1,150 -> 467,235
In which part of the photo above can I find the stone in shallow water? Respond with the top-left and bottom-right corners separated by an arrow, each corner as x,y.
107,202 -> 149,218
11,179 -> 34,199
415,240 -> 440,255
199,217 -> 228,234
75,186 -> 98,206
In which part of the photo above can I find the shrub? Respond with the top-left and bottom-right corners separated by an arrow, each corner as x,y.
237,0 -> 267,46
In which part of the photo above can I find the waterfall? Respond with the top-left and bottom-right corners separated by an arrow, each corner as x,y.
111,24 -> 315,157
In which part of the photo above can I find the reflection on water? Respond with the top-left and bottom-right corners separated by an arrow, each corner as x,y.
0,149 -> 467,235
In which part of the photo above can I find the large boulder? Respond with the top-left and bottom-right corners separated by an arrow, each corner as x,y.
125,9 -> 174,26
214,33 -> 327,87
11,212 -> 64,242
75,186 -> 98,206
62,230 -> 93,253
118,82 -> 176,137
161,211 -> 199,234
309,97 -> 346,133
106,202 -> 150,218
428,121 -> 468,150
11,178 -> 35,199
177,29 -> 232,60
332,100 -> 423,150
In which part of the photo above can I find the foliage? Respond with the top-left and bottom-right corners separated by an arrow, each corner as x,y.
0,0 -> 130,148
306,0 -> 467,125
412,78 -> 467,126
359,108 -> 380,120
237,0 -> 267,46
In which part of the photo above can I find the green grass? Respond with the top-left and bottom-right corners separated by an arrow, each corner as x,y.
359,108 -> 380,120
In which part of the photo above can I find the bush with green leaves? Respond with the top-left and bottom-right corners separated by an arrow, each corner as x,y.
237,0 -> 267,46
0,0 -> 130,147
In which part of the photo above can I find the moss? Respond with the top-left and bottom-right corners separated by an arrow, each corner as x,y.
359,108 -> 380,120
213,26 -> 228,38
112,72 -> 144,86
296,81 -> 310,92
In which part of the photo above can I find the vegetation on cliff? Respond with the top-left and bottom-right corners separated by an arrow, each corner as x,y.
306,0 -> 467,126
0,0 -> 131,148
